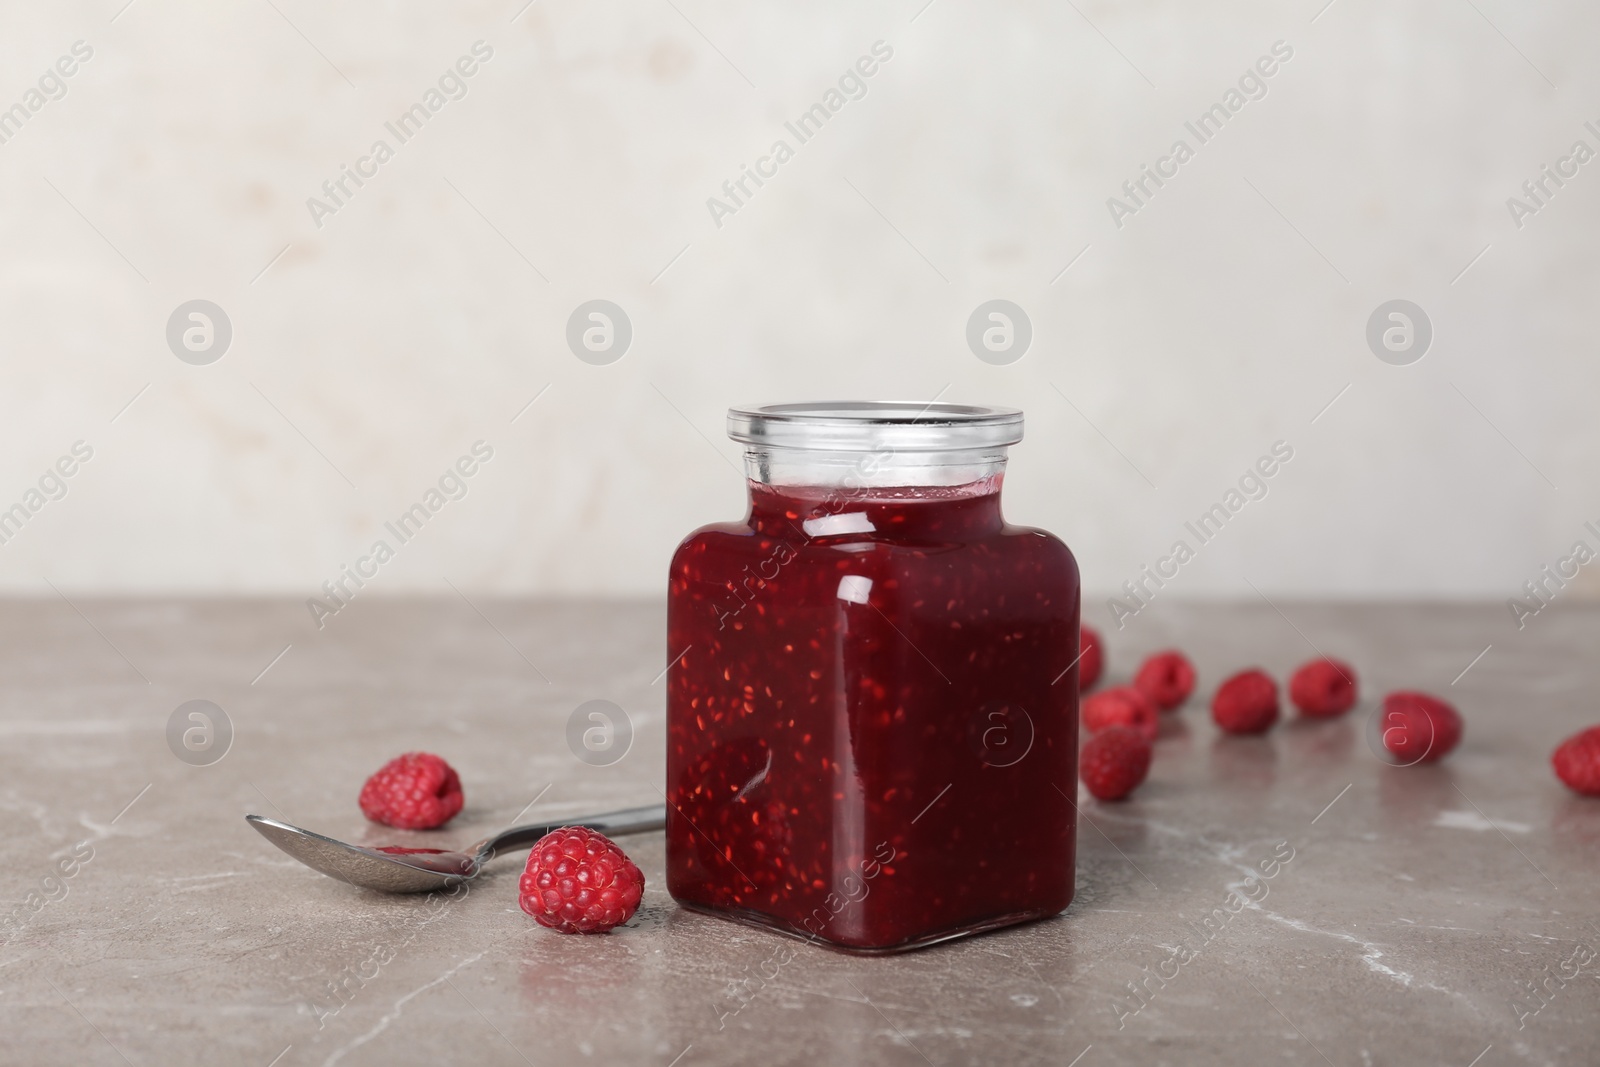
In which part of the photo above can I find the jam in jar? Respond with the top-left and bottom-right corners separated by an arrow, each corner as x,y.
665,402 -> 1079,952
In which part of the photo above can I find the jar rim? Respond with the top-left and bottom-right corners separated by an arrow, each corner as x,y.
727,401 -> 1023,452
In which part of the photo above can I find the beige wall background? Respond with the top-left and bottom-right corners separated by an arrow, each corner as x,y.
0,0 -> 1596,633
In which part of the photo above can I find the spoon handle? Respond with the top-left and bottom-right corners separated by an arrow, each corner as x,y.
478,803 -> 667,860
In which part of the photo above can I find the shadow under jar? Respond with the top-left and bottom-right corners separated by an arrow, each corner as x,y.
665,402 -> 1080,953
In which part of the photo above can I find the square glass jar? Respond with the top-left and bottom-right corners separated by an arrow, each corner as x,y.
665,402 -> 1080,953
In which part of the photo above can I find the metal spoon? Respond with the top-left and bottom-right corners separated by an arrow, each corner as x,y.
245,804 -> 666,893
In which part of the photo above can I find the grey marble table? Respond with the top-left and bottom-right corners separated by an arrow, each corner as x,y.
1,598 -> 1596,1066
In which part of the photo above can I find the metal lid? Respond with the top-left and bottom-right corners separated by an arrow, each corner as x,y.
727,401 -> 1023,453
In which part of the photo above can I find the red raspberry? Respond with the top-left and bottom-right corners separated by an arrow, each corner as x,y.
1211,669 -> 1279,734
519,827 -> 644,934
1289,657 -> 1358,718
1380,691 -> 1462,764
1133,650 -> 1195,712
1553,727 -> 1600,796
1082,685 -> 1157,741
1078,625 -> 1104,692
1080,726 -> 1152,801
358,752 -> 464,830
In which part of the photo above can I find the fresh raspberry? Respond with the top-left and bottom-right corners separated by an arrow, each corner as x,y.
1552,727 -> 1600,796
1289,657 -> 1358,718
1082,685 -> 1157,741
1080,725 -> 1153,801
1133,650 -> 1196,712
1078,625 -> 1105,692
1211,669 -> 1279,734
1380,691 -> 1462,764
519,826 -> 644,934
358,752 -> 464,830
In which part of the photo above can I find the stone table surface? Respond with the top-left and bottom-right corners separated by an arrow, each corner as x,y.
1,598 -> 1597,1067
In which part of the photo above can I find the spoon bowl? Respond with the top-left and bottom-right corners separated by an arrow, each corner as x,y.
246,804 -> 666,893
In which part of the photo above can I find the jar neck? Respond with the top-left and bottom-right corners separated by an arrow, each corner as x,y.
746,469 -> 1007,541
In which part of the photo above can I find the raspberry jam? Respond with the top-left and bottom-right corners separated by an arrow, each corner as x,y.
665,403 -> 1079,953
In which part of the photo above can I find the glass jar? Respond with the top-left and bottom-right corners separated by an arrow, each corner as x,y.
665,402 -> 1080,953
